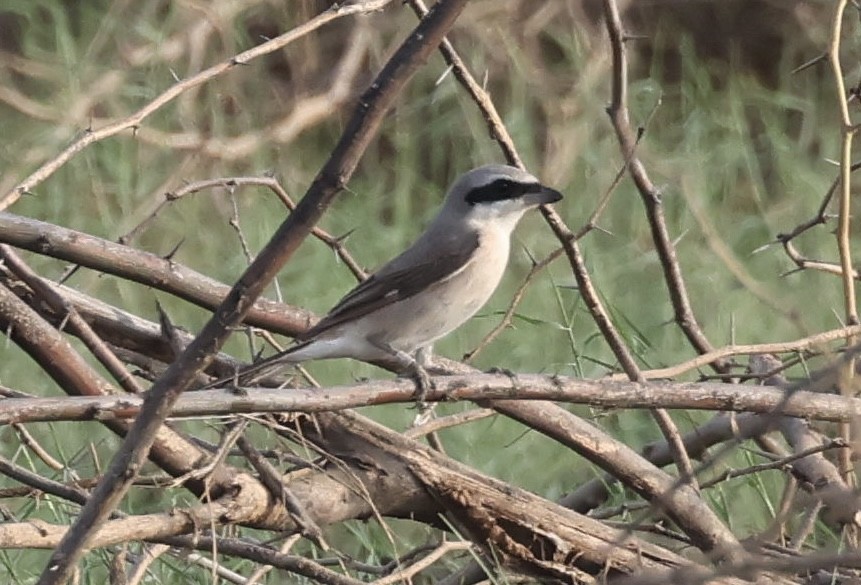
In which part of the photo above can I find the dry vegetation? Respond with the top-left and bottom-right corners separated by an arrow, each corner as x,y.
1,1 -> 861,584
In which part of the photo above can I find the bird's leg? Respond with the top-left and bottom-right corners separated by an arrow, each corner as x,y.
411,345 -> 439,425
415,345 -> 433,370
371,341 -> 435,406
408,363 -> 434,405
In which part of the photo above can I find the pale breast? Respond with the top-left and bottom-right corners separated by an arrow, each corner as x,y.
358,228 -> 512,353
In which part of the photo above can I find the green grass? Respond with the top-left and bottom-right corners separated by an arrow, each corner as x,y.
0,1 -> 854,582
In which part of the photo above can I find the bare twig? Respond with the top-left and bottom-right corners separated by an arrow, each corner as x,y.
0,245 -> 145,395
601,0 -> 726,374
610,324 -> 861,381
828,0 -> 860,499
126,176 -> 367,281
0,213 -> 316,337
829,0 -> 859,327
12,424 -> 66,472
0,454 -> 90,507
0,0 -> 395,210
371,541 -> 474,585
698,439 -> 848,490
237,432 -> 328,549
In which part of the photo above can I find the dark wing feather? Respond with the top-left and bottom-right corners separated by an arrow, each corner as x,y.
298,231 -> 480,341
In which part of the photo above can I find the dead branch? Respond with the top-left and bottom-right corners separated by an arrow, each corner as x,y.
751,355 -> 860,530
303,411 -> 762,583
601,0 -> 726,373
0,282 -> 224,493
0,212 -> 315,336
4,374 -> 861,425
125,176 -> 367,281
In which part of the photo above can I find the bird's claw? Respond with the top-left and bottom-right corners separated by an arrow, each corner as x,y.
411,366 -> 435,408
410,367 -> 437,426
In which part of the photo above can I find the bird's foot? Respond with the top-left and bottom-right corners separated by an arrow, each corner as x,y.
411,367 -> 437,426
396,365 -> 436,408
410,365 -> 436,407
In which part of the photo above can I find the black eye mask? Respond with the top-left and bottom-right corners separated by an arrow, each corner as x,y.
464,178 -> 541,206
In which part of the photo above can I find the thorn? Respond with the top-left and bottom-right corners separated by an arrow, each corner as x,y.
671,228 -> 689,248
334,228 -> 356,244
750,241 -> 777,255
520,244 -> 538,266
487,366 -> 517,381
57,264 -> 81,285
169,68 -> 180,82
156,300 -> 174,336
791,53 -> 827,75
592,224 -> 614,236
434,64 -> 454,87
163,238 -> 185,262
623,33 -> 649,42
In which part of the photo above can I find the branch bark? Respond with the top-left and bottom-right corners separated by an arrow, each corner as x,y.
3,374 -> 860,425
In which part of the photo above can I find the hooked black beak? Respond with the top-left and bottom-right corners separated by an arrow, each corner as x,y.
526,184 -> 563,206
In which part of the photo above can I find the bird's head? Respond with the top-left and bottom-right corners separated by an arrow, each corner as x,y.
443,164 -> 563,232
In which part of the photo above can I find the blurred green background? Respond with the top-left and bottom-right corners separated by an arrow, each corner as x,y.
0,0 -> 854,582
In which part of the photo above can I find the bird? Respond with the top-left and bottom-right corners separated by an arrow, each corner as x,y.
220,164 -> 563,400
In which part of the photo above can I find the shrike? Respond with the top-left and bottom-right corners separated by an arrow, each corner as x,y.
225,164 -> 562,398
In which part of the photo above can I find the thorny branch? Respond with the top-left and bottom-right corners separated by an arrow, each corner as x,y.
4,373 -> 861,425
126,176 -> 367,281
602,0 -> 727,375
0,0 -> 395,210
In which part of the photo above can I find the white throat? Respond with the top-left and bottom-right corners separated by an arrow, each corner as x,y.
467,200 -> 529,235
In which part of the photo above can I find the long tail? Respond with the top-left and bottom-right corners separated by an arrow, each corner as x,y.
202,340 -> 314,389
